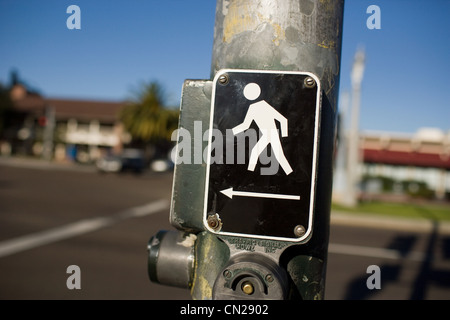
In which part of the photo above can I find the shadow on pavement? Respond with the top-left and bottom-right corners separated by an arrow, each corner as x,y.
344,205 -> 450,300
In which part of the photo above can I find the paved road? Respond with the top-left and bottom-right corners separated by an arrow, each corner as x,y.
327,223 -> 450,300
0,158 -> 449,300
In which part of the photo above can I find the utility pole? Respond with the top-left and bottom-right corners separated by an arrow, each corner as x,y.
332,90 -> 350,203
148,0 -> 344,300
344,48 -> 365,207
42,105 -> 55,161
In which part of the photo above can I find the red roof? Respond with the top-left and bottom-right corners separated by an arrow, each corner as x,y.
46,98 -> 125,123
12,95 -> 126,124
363,149 -> 450,169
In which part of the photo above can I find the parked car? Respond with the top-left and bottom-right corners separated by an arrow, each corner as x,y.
149,158 -> 174,172
96,149 -> 145,174
148,145 -> 176,172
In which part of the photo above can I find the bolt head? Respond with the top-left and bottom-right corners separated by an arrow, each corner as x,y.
223,269 -> 232,279
218,74 -> 229,85
265,274 -> 274,283
207,214 -> 222,231
241,281 -> 254,295
304,77 -> 316,88
294,225 -> 306,237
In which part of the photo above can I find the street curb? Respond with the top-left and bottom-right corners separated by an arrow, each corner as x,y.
331,210 -> 450,235
0,156 -> 96,173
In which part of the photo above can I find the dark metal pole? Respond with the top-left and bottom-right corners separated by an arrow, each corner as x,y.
207,0 -> 344,299
211,0 -> 343,109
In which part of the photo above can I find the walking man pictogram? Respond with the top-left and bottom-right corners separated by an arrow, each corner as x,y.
232,83 -> 293,175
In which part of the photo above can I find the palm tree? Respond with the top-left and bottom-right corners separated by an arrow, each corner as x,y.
119,81 -> 179,144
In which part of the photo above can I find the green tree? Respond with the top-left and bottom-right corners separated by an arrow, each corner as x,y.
119,81 -> 179,143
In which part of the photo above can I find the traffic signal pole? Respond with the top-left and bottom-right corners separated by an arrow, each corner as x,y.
148,0 -> 344,300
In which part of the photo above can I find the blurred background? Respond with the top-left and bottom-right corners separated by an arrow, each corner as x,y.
0,0 -> 449,300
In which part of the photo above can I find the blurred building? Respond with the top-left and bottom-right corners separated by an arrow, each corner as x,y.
1,83 -> 130,163
361,128 -> 450,200
334,127 -> 450,202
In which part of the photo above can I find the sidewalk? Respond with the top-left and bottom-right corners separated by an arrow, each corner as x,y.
331,210 -> 450,235
0,155 -> 96,173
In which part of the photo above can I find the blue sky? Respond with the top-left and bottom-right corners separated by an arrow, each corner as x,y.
0,0 -> 449,134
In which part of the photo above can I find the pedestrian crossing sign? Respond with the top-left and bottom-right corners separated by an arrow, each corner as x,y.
204,69 -> 321,243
